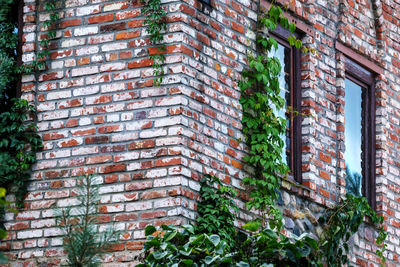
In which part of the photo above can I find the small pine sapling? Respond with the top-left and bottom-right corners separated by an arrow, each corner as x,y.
57,175 -> 119,267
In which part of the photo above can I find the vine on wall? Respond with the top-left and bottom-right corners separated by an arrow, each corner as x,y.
18,0 -> 59,73
0,0 -> 59,208
139,3 -> 387,266
0,0 -> 58,208
142,0 -> 167,86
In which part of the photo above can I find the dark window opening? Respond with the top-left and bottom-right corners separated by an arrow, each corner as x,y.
344,58 -> 376,209
270,26 -> 302,183
199,0 -> 211,7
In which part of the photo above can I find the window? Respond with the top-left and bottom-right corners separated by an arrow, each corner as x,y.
199,0 -> 210,6
270,26 -> 302,183
344,57 -> 376,209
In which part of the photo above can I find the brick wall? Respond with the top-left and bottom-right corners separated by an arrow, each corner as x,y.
2,0 -> 400,266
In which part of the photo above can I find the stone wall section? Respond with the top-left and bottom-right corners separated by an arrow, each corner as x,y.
1,0 -> 400,266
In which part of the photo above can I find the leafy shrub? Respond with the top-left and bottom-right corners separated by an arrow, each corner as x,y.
138,224 -> 233,267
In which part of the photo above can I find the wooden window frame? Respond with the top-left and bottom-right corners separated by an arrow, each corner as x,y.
270,26 -> 302,183
345,57 -> 376,209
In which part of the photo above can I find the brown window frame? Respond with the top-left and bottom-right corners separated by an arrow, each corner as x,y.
345,57 -> 376,209
270,26 -> 302,183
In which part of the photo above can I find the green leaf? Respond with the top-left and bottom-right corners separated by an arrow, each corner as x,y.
152,251 -> 168,260
242,221 -> 260,232
208,234 -> 221,247
145,225 -> 157,236
289,23 -> 296,34
182,259 -> 193,266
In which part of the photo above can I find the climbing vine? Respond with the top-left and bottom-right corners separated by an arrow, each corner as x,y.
0,0 -> 58,209
140,3 -> 387,266
19,0 -> 59,73
142,0 -> 167,86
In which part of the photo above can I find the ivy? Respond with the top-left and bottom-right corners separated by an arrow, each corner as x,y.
18,0 -> 59,73
142,0 -> 167,86
318,194 -> 386,266
195,175 -> 238,250
0,99 -> 43,207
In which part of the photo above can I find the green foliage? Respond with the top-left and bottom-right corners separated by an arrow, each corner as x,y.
0,0 -> 46,209
195,175 -> 238,248
318,194 -> 386,266
138,224 -> 233,267
142,0 -> 167,86
0,0 -> 19,109
0,99 -> 42,206
236,223 -> 319,266
240,5 -> 296,229
138,176 -> 320,266
0,187 -> 14,264
57,175 -> 119,267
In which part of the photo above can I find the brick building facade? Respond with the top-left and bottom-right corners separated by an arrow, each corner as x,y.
1,0 -> 400,265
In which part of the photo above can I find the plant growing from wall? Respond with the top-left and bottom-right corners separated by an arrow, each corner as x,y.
142,0 -> 167,86
57,175 -> 119,267
0,0 -> 59,204
0,0 -> 51,209
195,174 -> 238,249
0,99 -> 42,207
140,3 -> 387,266
18,0 -> 59,73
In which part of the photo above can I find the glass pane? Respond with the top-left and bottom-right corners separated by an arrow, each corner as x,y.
344,79 -> 363,196
270,43 -> 291,166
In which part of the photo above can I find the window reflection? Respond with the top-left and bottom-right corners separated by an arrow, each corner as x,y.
270,43 -> 291,166
344,79 -> 363,196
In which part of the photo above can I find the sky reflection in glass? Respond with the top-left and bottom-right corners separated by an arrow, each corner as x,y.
344,78 -> 362,196
270,43 -> 290,165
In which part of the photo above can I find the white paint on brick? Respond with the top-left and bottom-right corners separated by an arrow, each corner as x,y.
101,42 -> 127,52
139,128 -> 167,139
99,184 -> 124,194
125,202 -> 152,212
75,46 -> 99,56
76,5 -> 100,16
74,26 -> 98,36
18,229 -> 42,239
111,132 -> 138,142
61,38 -> 86,48
71,66 -> 99,77
154,177 -> 181,187
145,168 -> 167,178
114,151 -> 140,162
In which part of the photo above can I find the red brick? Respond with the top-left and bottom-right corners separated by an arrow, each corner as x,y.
128,58 -> 153,68
85,136 -> 109,144
86,155 -> 112,164
116,30 -> 140,40
155,157 -> 181,167
319,152 -> 331,163
58,19 -> 82,28
140,210 -> 166,219
100,22 -> 126,33
88,13 -> 114,24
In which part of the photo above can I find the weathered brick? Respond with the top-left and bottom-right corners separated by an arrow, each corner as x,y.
13,0 -> 400,265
